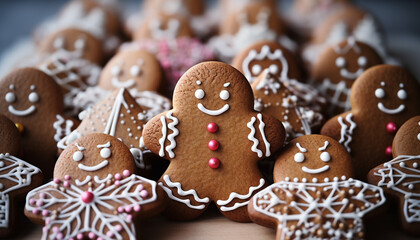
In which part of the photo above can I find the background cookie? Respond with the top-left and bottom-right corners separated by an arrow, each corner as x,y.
143,61 -> 285,222
321,65 -> 420,180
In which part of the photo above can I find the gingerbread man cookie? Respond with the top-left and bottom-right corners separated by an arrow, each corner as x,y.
143,62 -> 285,222
369,116 -> 420,235
311,38 -> 383,116
252,70 -> 324,141
0,68 -> 77,179
58,89 -> 171,176
321,65 -> 420,180
0,114 -> 42,237
232,41 -> 301,84
249,135 -> 386,240
25,133 -> 165,240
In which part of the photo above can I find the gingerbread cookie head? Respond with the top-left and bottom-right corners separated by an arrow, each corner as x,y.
274,135 -> 353,182
39,28 -> 105,64
98,49 -> 163,92
143,61 -> 285,222
25,133 -> 165,240
232,41 -> 301,83
133,13 -> 193,41
0,114 -> 21,156
392,116 -> 420,156
312,38 -> 383,115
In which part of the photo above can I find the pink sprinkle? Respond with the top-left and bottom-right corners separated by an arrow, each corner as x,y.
29,198 -> 35,205
45,218 -> 51,224
43,226 -> 48,232
134,205 -> 141,212
115,225 -> 122,232
52,226 -> 59,233
98,238 -> 104,240
70,238 -> 74,240
64,181 -> 70,188
77,233 -> 83,240
140,190 -> 148,198
107,231 -> 114,237
117,206 -> 124,213
123,170 -> 130,177
42,210 -> 49,216
40,192 -> 46,198
56,233 -> 63,240
54,178 -> 61,184
65,175 -> 71,180
88,232 -> 96,239
32,208 -> 40,214
125,206 -> 132,213
137,184 -> 144,191
126,214 -> 132,222
115,180 -> 120,186
115,173 -> 122,180
36,200 -> 44,207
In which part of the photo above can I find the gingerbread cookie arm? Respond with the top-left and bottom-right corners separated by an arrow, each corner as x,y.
53,115 -> 79,143
321,112 -> 357,153
246,113 -> 285,158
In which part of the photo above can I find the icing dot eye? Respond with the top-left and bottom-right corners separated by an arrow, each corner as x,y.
269,64 -> 279,75
195,89 -> 205,99
72,151 -> 84,162
111,66 -> 121,76
320,152 -> 331,162
53,37 -> 64,49
375,88 -> 385,99
252,64 -> 262,75
219,90 -> 230,100
294,153 -> 305,163
28,92 -> 39,103
130,65 -> 141,76
74,38 -> 85,50
357,56 -> 367,66
335,57 -> 346,68
100,148 -> 111,159
397,89 -> 407,100
5,92 -> 16,103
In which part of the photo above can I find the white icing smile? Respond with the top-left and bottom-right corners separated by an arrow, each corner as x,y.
340,68 -> 364,79
197,103 -> 229,116
8,105 -> 36,116
78,160 -> 109,172
302,165 -> 330,174
377,103 -> 405,115
111,77 -> 135,88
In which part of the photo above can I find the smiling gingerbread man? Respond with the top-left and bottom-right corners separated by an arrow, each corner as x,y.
321,65 -> 420,180
143,61 -> 285,222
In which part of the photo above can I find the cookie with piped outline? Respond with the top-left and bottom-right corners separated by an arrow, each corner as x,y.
25,133 -> 165,240
248,135 -> 386,240
369,116 -> 420,236
143,61 -> 285,222
321,65 -> 420,180
0,114 -> 42,237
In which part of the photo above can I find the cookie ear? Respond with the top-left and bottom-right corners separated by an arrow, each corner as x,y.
142,111 -> 169,157
392,116 -> 420,156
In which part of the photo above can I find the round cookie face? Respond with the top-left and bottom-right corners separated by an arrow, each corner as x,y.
54,133 -> 135,180
39,28 -> 105,64
312,38 -> 383,115
232,41 -> 301,83
274,135 -> 354,183
133,13 -> 193,41
98,50 -> 163,92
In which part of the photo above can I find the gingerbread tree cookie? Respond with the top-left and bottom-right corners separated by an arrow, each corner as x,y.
143,62 -> 285,222
321,65 -> 420,180
369,116 -> 420,235
0,114 -> 42,237
248,135 -> 386,240
0,68 -> 77,179
25,133 -> 165,240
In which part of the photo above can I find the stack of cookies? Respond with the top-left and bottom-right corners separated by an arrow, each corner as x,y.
0,0 -> 419,239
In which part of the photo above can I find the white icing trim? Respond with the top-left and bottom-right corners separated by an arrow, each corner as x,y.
302,165 -> 330,174
338,113 -> 357,152
340,68 -> 364,79
97,142 -> 111,148
78,160 -> 109,172
75,176 -> 92,186
165,112 -> 179,158
104,88 -> 129,136
318,141 -> 329,151
319,79 -> 351,115
8,105 -> 36,116
296,143 -> 307,152
257,113 -> 271,157
377,103 -> 405,115
158,116 -> 167,157
53,114 -> 74,142
197,103 -> 229,116
247,116 -> 262,157
111,77 -> 135,88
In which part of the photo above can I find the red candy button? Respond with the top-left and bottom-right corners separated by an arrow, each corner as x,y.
207,123 -> 218,133
385,146 -> 393,156
81,191 -> 94,203
386,122 -> 397,134
208,140 -> 219,151
208,158 -> 220,169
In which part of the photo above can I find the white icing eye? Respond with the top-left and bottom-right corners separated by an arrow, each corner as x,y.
397,89 -> 407,100
130,65 -> 141,76
28,92 -> 39,103
335,57 -> 346,68
74,38 -> 85,50
5,92 -> 16,103
72,151 -> 84,162
53,37 -> 64,49
320,152 -> 331,162
111,66 -> 121,76
100,148 -> 111,159
294,153 -> 305,163
195,89 -> 205,99
219,90 -> 230,100
357,56 -> 367,66
375,88 -> 385,99
269,64 -> 279,75
252,64 -> 262,75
